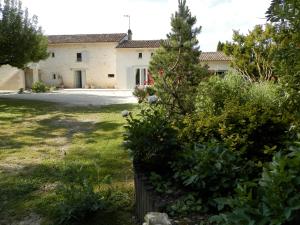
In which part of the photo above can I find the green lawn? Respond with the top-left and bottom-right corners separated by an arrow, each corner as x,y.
0,98 -> 137,225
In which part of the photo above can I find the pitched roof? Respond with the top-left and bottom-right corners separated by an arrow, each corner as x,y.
199,52 -> 232,61
116,40 -> 161,48
47,33 -> 127,44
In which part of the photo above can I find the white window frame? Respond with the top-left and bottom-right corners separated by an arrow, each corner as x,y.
135,67 -> 148,86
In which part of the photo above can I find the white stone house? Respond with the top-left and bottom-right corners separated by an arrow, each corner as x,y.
0,31 -> 232,90
199,51 -> 232,75
36,31 -> 160,89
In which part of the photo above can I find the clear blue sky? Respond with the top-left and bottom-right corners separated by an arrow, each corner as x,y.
21,0 -> 271,51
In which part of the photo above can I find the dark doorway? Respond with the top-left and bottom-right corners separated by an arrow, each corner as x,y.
74,70 -> 82,88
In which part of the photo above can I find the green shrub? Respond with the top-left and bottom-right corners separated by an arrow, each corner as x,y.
133,86 -> 147,103
195,72 -> 248,115
171,142 -> 247,193
210,144 -> 300,225
167,193 -> 204,216
123,107 -> 178,172
181,72 -> 293,162
54,163 -> 132,225
169,142 -> 257,214
18,88 -> 24,94
32,81 -> 49,93
55,178 -> 107,224
133,86 -> 156,103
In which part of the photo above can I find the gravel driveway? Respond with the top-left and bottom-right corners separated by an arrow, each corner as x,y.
0,89 -> 137,106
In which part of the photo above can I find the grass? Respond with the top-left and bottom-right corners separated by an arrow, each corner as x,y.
0,98 -> 138,225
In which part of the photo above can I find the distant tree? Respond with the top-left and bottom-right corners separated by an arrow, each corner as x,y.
217,41 -> 225,51
0,0 -> 48,68
149,0 -> 208,116
223,24 -> 276,81
266,0 -> 300,107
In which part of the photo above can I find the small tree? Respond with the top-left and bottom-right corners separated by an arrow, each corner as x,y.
0,0 -> 48,68
217,41 -> 225,51
223,24 -> 276,81
266,0 -> 300,111
149,0 -> 208,116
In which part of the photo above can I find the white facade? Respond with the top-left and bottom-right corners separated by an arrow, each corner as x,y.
37,39 -> 157,89
200,61 -> 231,73
39,42 -> 119,89
0,33 -> 233,90
116,48 -> 155,89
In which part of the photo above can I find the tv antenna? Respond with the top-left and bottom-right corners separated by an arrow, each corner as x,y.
124,15 -> 131,29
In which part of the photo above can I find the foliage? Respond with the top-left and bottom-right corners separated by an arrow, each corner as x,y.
216,41 -> 225,51
181,73 -> 292,162
266,0 -> 300,112
132,86 -> 156,103
149,172 -> 174,194
171,142 -> 249,196
17,87 -> 24,94
123,0 -> 300,222
55,171 -> 133,225
149,0 -> 209,116
210,145 -> 300,225
0,0 -> 48,68
223,24 -> 276,81
55,178 -> 107,224
31,81 -> 49,93
123,106 -> 178,172
167,193 -> 204,217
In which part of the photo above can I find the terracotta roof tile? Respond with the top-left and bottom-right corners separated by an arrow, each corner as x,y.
116,40 -> 161,48
47,33 -> 127,44
199,52 -> 232,61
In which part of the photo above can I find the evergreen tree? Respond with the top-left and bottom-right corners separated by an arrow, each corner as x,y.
149,0 -> 208,116
217,41 -> 225,51
0,0 -> 48,68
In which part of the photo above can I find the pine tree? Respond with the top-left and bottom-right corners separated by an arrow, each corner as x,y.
149,0 -> 208,116
0,0 -> 48,68
217,41 -> 225,51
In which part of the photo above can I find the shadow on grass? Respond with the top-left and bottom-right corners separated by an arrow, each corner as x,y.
0,98 -> 136,224
0,99 -> 134,150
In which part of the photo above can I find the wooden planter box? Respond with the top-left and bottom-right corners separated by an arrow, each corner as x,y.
134,168 -> 165,224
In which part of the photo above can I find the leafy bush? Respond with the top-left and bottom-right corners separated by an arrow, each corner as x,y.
54,163 -> 132,225
55,178 -> 107,224
18,88 -> 24,94
32,81 -> 49,93
195,72 -> 286,115
210,145 -> 300,225
181,73 -> 293,162
133,86 -> 147,103
167,193 -> 204,217
123,107 -> 178,172
171,142 -> 248,194
133,86 -> 156,103
195,73 -> 248,115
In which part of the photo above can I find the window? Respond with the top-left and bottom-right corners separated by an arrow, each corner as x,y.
135,68 -> 148,86
108,74 -> 115,78
138,52 -> 143,59
51,52 -> 55,58
52,73 -> 57,80
216,70 -> 227,76
135,69 -> 140,85
77,53 -> 82,62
